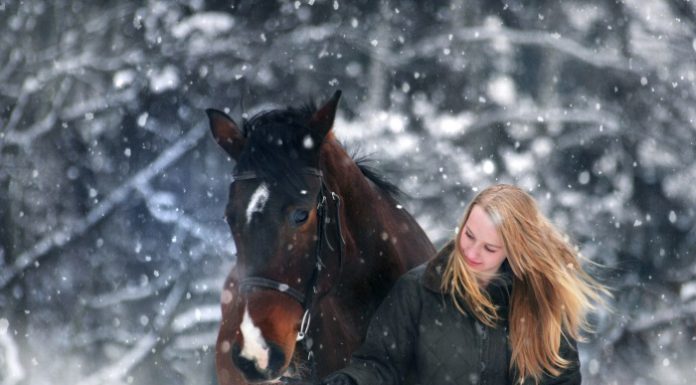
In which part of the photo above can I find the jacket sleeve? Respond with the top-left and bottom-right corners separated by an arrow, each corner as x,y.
335,273 -> 421,385
537,337 -> 582,385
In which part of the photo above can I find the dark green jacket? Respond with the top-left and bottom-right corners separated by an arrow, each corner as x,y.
337,241 -> 581,385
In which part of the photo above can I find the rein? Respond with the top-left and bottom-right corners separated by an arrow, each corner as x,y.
233,167 -> 345,382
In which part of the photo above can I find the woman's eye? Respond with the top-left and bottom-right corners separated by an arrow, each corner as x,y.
485,247 -> 495,253
291,209 -> 309,225
465,232 -> 474,239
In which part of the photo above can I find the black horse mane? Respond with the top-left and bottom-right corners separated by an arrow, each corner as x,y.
235,103 -> 401,199
353,156 -> 402,199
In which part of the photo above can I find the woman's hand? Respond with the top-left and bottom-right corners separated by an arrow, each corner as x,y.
321,373 -> 357,385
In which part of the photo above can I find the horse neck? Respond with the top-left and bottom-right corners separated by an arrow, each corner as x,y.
318,137 -> 433,288
312,138 -> 433,374
319,137 -> 390,233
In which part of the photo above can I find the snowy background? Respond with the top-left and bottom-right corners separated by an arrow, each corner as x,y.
1,0 -> 695,384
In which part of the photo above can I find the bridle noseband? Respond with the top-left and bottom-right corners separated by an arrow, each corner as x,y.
232,167 -> 345,344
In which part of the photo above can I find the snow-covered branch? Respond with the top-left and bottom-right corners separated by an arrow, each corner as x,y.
73,328 -> 141,348
136,183 -> 233,250
87,275 -> 175,309
0,47 -> 141,136
171,304 -> 221,333
3,77 -> 73,148
59,89 -> 138,122
466,107 -> 621,134
189,277 -> 224,295
448,26 -> 643,73
628,300 -> 696,333
0,330 -> 25,385
342,25 -> 644,74
0,79 -> 31,135
168,331 -> 218,354
86,179 -> 234,309
0,48 -> 22,83
0,123 -> 208,289
75,334 -> 157,385
76,279 -> 187,385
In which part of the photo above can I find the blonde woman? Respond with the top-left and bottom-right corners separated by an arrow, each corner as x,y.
308,184 -> 607,385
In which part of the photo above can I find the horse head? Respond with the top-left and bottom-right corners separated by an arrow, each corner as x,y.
208,92 -> 344,383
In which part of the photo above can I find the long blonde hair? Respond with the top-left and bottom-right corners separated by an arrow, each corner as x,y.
441,184 -> 608,383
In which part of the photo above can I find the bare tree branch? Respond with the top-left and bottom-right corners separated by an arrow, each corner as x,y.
0,45 -> 142,134
0,48 -> 22,83
76,279 -> 187,385
341,25 -> 646,74
136,182 -> 234,251
171,304 -> 221,333
86,179 -> 234,309
87,275 -> 175,309
468,107 -> 621,133
0,123 -> 208,289
442,26 -> 645,73
60,88 -> 138,122
1,78 -> 32,134
0,331 -> 25,385
168,331 -> 218,355
73,328 -> 141,348
3,77 -> 73,147
628,299 -> 696,333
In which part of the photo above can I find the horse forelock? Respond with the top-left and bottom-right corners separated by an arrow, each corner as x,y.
236,104 -> 318,197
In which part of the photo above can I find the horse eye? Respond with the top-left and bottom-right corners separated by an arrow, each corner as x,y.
291,209 -> 309,225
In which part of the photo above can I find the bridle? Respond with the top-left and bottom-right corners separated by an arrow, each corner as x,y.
232,167 -> 345,380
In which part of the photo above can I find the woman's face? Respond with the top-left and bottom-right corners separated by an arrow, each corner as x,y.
459,205 -> 507,279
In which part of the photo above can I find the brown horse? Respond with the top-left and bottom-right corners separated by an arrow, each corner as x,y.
207,91 -> 435,385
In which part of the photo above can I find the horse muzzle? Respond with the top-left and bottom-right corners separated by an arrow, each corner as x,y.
231,341 -> 288,383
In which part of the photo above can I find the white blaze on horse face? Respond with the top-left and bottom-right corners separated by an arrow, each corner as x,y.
240,306 -> 270,370
246,182 -> 270,225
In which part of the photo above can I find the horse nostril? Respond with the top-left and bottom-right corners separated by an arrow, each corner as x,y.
231,342 -> 261,381
231,341 -> 287,381
267,342 -> 286,373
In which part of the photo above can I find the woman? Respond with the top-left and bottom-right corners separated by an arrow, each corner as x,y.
314,184 -> 608,385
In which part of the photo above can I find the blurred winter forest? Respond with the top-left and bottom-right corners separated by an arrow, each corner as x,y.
1,0 -> 695,384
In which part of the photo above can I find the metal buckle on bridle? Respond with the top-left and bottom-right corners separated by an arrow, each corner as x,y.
296,309 -> 311,341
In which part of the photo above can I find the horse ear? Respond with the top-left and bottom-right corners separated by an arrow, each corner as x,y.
309,90 -> 342,140
207,109 -> 245,160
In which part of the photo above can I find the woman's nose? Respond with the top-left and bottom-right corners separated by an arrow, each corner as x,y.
466,245 -> 479,259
